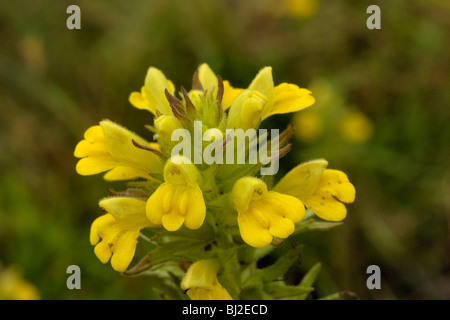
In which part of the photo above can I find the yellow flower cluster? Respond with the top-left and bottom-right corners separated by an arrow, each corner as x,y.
74,63 -> 355,299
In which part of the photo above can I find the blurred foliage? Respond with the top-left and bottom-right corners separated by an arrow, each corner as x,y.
0,0 -> 449,299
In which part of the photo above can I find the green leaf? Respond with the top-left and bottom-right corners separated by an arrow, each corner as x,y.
243,245 -> 302,289
142,269 -> 187,300
259,246 -> 302,282
297,263 -> 322,300
217,248 -> 241,299
237,245 -> 275,265
294,218 -> 342,234
265,282 -> 314,300
239,287 -> 272,300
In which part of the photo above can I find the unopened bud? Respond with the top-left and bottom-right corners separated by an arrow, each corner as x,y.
154,114 -> 184,150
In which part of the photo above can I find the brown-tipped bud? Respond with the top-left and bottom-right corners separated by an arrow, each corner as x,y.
164,89 -> 184,111
164,89 -> 190,122
180,86 -> 197,119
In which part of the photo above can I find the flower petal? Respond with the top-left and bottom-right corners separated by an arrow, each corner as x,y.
266,192 -> 306,223
222,80 -> 243,110
146,183 -> 170,225
187,286 -> 233,300
76,155 -> 117,176
273,159 -> 328,199
94,240 -> 113,264
247,66 -> 275,103
129,87 -> 151,112
261,83 -> 315,120
181,259 -> 221,289
162,211 -> 185,231
100,119 -> 163,174
238,210 -> 273,248
110,230 -> 140,272
90,214 -> 116,245
84,125 -> 105,143
209,285 -> 233,300
99,197 -> 153,229
303,193 -> 348,221
74,139 -> 109,158
198,63 -> 218,92
317,169 -> 356,203
183,187 -> 206,230
267,213 -> 295,239
103,166 -> 152,181
143,67 -> 174,115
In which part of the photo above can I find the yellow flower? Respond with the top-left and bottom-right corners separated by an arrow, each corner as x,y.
273,159 -> 355,221
146,156 -> 206,231
227,67 -> 315,130
285,0 -> 319,19
231,177 -> 305,248
339,110 -> 374,144
90,197 -> 155,272
74,119 -> 162,181
181,259 -> 232,300
0,267 -> 40,300
293,110 -> 323,142
129,67 -> 175,115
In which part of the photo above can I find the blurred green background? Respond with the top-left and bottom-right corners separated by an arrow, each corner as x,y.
1,0 -> 449,299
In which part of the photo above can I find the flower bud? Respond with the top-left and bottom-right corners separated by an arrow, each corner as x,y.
154,114 -> 184,151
